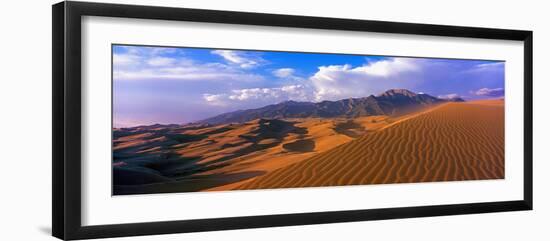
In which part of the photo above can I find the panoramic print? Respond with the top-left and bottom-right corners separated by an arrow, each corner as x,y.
112,44 -> 505,195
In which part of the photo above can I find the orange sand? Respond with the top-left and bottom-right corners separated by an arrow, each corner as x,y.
236,100 -> 504,190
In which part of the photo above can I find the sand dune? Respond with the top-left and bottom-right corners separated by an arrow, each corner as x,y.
202,116 -> 392,191
236,100 -> 504,190
113,116 -> 394,194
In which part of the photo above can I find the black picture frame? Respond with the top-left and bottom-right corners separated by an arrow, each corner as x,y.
52,1 -> 533,240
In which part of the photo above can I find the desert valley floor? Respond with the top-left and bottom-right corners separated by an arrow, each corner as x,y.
112,99 -> 504,195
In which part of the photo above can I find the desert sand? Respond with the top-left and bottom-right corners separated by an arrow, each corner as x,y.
236,100 -> 504,190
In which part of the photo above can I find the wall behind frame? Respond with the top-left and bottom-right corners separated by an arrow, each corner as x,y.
0,0 -> 547,240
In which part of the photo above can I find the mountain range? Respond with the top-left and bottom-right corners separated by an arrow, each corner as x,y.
199,89 -> 464,125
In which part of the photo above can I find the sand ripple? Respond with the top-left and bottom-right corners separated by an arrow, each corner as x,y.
237,101 -> 504,190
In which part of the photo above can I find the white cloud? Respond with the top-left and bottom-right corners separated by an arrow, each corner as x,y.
464,62 -> 504,74
272,68 -> 295,78
113,47 -> 264,82
229,85 -> 311,101
476,62 -> 504,69
149,47 -> 178,55
310,58 -> 420,101
473,87 -> 504,97
211,50 -> 265,69
353,58 -> 419,77
202,94 -> 228,106
114,68 -> 263,82
113,53 -> 140,66
203,85 -> 312,106
147,57 -> 177,66
438,93 -> 460,99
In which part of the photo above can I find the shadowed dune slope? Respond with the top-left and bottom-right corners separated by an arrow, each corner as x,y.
112,116 -> 390,194
236,101 -> 504,190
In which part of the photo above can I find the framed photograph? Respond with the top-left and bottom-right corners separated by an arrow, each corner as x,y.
52,1 -> 533,240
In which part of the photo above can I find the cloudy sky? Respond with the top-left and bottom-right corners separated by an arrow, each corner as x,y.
113,45 -> 504,127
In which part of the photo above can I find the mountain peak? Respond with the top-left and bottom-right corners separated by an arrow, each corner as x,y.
378,89 -> 417,97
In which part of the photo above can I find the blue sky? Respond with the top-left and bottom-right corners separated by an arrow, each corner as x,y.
113,44 -> 504,127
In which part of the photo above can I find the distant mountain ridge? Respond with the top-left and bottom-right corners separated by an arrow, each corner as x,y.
199,89 -> 464,125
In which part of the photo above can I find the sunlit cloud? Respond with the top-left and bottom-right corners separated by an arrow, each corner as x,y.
272,68 -> 295,78
211,50 -> 266,69
202,93 -> 228,106
464,61 -> 504,73
113,47 -> 264,82
473,87 -> 504,97
113,53 -> 140,66
309,58 -> 421,101
147,57 -> 177,66
438,93 -> 461,99
203,84 -> 312,106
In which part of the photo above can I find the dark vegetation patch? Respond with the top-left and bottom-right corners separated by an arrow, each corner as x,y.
333,120 -> 366,138
201,126 -> 234,135
164,133 -> 207,143
282,139 -> 315,152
